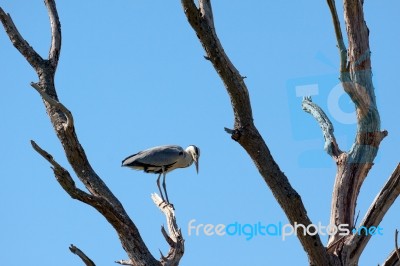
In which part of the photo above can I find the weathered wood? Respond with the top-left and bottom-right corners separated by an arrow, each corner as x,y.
381,249 -> 400,266
181,1 -> 333,265
182,0 -> 399,265
302,96 -> 342,157
69,244 -> 96,266
0,1 -> 183,265
397,230 -> 400,262
151,194 -> 184,266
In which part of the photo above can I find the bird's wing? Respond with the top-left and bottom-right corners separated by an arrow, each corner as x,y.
122,145 -> 183,168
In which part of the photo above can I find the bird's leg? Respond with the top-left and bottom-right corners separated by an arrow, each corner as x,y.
156,173 -> 166,203
162,171 -> 174,209
161,167 -> 170,204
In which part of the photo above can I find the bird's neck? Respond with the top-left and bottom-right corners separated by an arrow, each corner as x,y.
178,152 -> 193,168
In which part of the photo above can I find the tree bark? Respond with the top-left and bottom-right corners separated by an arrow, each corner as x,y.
181,1 -> 333,265
0,1 -> 183,265
1,1 -> 398,265
181,0 -> 399,265
69,244 -> 96,266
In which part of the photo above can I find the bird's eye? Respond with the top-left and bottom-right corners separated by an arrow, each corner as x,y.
179,151 -> 183,156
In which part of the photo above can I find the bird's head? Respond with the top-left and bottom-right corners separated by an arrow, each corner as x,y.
186,145 -> 200,174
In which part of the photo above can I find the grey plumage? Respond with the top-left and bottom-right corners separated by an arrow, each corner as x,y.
122,145 -> 200,204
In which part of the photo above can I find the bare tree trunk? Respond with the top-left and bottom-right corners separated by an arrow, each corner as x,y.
1,0 -> 399,265
0,1 -> 183,265
180,0 -> 400,265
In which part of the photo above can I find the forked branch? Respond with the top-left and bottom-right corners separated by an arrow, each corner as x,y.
153,194 -> 184,265
324,3 -> 389,260
116,194 -> 184,266
1,1 -> 183,265
181,1 -> 331,265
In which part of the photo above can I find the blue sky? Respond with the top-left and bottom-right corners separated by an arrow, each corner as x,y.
1,1 -> 399,265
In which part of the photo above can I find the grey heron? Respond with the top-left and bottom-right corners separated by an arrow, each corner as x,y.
121,145 -> 200,204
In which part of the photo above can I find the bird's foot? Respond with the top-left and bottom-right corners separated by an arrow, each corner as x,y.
157,200 -> 174,210
158,201 -> 175,210
157,201 -> 166,208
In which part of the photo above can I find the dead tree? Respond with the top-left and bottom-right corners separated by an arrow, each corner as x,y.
180,0 -> 399,265
1,0 -> 399,265
0,1 -> 183,266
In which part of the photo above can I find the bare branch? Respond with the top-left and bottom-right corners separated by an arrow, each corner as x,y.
302,96 -> 342,158
115,194 -> 183,266
30,140 -> 97,205
342,0 -> 376,117
0,7 -> 44,71
151,193 -> 184,265
346,164 -> 400,261
353,210 -> 360,229
396,230 -> 400,263
30,82 -> 74,129
199,0 -> 214,26
1,3 -> 166,265
326,0 -> 348,76
181,1 -> 331,265
181,0 -> 253,126
325,0 -> 387,252
30,105 -> 159,264
69,244 -> 96,266
381,250 -> 400,266
44,0 -> 62,70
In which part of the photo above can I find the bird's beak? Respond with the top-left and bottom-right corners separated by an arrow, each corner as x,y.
194,159 -> 199,174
